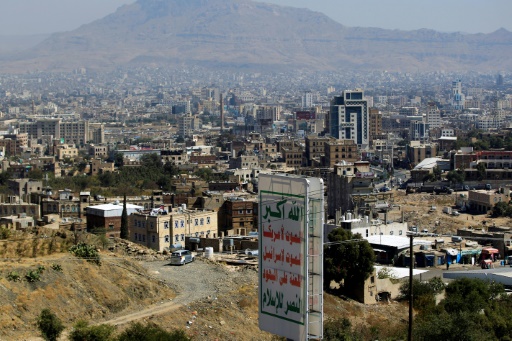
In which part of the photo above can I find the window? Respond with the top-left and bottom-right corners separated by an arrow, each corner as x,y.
180,220 -> 185,228
109,224 -> 114,230
181,234 -> 185,241
207,217 -> 210,224
175,221 -> 179,228
165,235 -> 170,243
134,233 -> 137,241
194,219 -> 198,226
175,235 -> 179,242
399,230 -> 403,235
366,229 -> 369,237
164,222 -> 169,229
150,222 -> 154,229
200,218 -> 204,225
239,210 -> 244,214
390,231 -> 394,235
152,235 -> 155,243
142,235 -> 145,242
246,209 -> 252,214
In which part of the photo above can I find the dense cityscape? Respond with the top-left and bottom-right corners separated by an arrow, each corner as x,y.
2,0 -> 512,340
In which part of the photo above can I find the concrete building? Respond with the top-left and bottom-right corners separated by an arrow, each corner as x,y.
90,159 -> 114,176
324,138 -> 358,168
18,120 -> 90,146
281,145 -> 304,168
89,144 -> 109,159
327,161 -> 388,217
368,108 -> 384,146
86,202 -> 143,238
0,203 -> 40,219
7,179 -> 43,199
223,197 -> 256,236
468,188 -> 510,214
229,155 -> 259,169
129,211 -> 172,252
56,145 -> 78,161
426,104 -> 442,128
452,79 -> 465,110
305,135 -> 329,167
406,142 -> 437,166
398,107 -> 419,116
169,206 -> 218,244
410,120 -> 429,141
161,150 -> 189,165
329,89 -> 369,148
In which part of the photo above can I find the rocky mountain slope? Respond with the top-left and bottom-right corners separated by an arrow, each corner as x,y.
3,0 -> 512,73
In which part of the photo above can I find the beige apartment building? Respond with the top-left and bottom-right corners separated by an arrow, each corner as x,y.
129,206 -> 218,252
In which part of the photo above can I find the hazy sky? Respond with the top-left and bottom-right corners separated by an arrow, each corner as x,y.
0,0 -> 510,36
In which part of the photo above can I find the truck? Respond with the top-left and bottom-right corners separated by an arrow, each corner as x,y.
443,207 -> 452,214
434,186 -> 453,195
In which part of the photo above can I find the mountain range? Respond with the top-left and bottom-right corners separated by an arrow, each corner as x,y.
2,0 -> 512,73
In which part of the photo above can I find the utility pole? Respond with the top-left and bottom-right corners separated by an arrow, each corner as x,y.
408,233 -> 413,341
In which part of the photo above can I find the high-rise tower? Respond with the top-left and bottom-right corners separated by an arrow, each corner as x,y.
328,89 -> 369,149
452,79 -> 465,110
220,94 -> 224,132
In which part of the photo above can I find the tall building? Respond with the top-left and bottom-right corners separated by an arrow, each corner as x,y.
410,120 -> 429,141
18,120 -> 90,146
426,103 -> 442,128
452,79 -> 465,110
301,91 -> 313,109
368,108 -> 383,145
329,89 -> 369,149
497,74 -> 504,87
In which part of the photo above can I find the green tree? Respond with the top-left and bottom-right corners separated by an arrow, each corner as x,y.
324,228 -> 375,295
399,277 -> 444,312
194,168 -> 214,182
446,170 -> 465,185
413,278 -> 510,340
492,201 -> 512,217
116,322 -> 190,341
432,166 -> 442,181
442,278 -> 503,314
476,162 -> 487,181
69,320 -> 115,341
36,309 -> 65,341
27,167 -> 44,180
140,153 -> 162,170
113,152 -> 124,167
120,193 -> 128,239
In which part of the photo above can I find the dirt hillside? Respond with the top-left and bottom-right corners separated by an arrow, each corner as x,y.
0,235 -> 410,341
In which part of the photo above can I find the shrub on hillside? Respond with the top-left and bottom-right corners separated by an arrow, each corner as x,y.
37,309 -> 65,341
69,320 -> 115,341
69,242 -> 101,265
116,322 -> 191,341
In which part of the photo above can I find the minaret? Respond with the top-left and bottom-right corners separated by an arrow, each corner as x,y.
220,94 -> 224,132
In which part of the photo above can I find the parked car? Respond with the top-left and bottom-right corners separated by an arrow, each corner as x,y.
170,250 -> 195,265
379,186 -> 391,192
452,210 -> 460,216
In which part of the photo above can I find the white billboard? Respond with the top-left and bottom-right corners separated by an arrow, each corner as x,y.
259,174 -> 323,341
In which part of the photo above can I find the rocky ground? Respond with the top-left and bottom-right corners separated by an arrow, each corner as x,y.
388,190 -> 512,235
